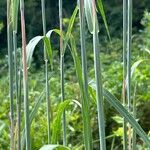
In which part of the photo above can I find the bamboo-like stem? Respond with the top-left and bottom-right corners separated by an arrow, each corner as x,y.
20,0 -> 30,149
79,0 -> 92,149
41,0 -> 51,144
92,1 -> 106,150
7,0 -> 15,149
17,70 -> 22,150
127,0 -> 132,149
132,83 -> 137,150
59,0 -> 66,145
123,0 -> 128,149
13,31 -> 21,150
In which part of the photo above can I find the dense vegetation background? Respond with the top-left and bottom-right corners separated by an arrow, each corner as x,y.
0,0 -> 150,149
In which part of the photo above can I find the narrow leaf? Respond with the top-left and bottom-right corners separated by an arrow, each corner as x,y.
63,6 -> 79,55
89,81 -> 150,147
97,0 -> 111,40
51,100 -> 70,144
43,36 -> 53,69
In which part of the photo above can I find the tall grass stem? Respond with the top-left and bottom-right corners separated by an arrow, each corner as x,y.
123,0 -> 128,149
41,0 -> 51,144
79,0 -> 93,149
92,1 -> 106,149
20,0 -> 30,149
7,0 -> 14,149
127,0 -> 132,149
59,0 -> 66,145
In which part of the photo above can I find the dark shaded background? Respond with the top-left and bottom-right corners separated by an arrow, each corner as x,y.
0,0 -> 150,57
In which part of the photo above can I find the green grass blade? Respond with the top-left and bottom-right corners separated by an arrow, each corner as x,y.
51,100 -> 70,144
96,0 -> 111,40
89,81 -> 150,147
69,36 -> 93,150
63,6 -> 78,55
21,89 -> 45,149
26,36 -> 53,69
46,29 -> 61,38
103,89 -> 150,148
43,36 -> 53,69
26,36 -> 43,68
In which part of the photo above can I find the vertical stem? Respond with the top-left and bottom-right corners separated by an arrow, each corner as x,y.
132,83 -> 137,150
17,70 -> 22,150
92,1 -> 106,150
20,0 -> 30,149
79,0 -> 92,149
7,0 -> 14,149
123,0 -> 128,149
59,0 -> 66,145
127,0 -> 132,149
41,0 -> 51,144
13,31 -> 21,150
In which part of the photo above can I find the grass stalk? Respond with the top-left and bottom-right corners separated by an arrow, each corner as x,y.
127,0 -> 132,149
13,31 -> 21,150
123,0 -> 128,149
79,0 -> 92,149
132,83 -> 137,150
59,0 -> 66,145
20,0 -> 30,149
7,0 -> 15,149
92,1 -> 106,149
41,0 -> 51,144
17,70 -> 22,150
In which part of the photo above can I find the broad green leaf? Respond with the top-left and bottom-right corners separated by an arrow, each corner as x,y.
97,0 -> 111,40
26,36 -> 43,68
39,145 -> 70,150
26,35 -> 53,68
89,81 -> 150,147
